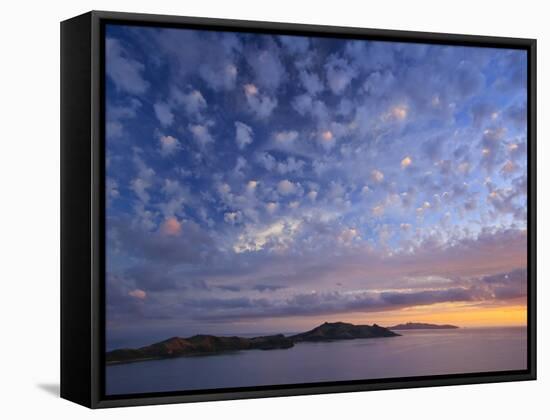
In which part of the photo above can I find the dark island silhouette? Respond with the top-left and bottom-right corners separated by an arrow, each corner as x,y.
290,321 -> 399,342
388,322 -> 459,330
106,322 -> 400,365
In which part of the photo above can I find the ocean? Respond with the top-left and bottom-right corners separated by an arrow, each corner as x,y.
105,327 -> 527,395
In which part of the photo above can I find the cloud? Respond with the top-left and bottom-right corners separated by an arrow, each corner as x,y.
372,205 -> 385,217
158,135 -> 180,156
338,228 -> 359,245
293,95 -> 329,122
501,160 -> 517,175
318,130 -> 336,151
106,98 -> 141,139
344,40 -> 398,74
246,180 -> 258,193
470,102 -> 498,128
265,202 -> 278,214
253,284 -> 287,293
299,70 -> 324,96
233,219 -> 301,253
278,35 -> 310,55
276,157 -> 306,175
457,162 -> 470,174
292,93 -> 313,116
327,181 -> 346,201
481,268 -> 527,300
153,89 -> 206,130
243,84 -> 278,119
201,62 -> 238,91
258,153 -> 305,175
176,89 -> 207,117
379,287 -> 476,306
106,38 -> 149,95
274,130 -> 299,146
337,98 -> 354,117
235,121 -> 254,149
153,102 -> 174,127
158,179 -> 190,218
154,29 -> 242,92
128,289 -> 147,300
483,127 -> 506,142
277,179 -> 299,196
185,265 -> 526,322
325,54 -> 357,95
107,178 -> 120,199
123,264 -> 202,293
307,190 -> 318,202
224,211 -> 243,225
453,60 -> 485,98
130,155 -> 155,203
109,206 -> 527,324
371,169 -> 384,183
245,43 -> 286,91
362,70 -> 396,97
233,156 -> 247,178
487,183 -> 525,219
110,216 -> 217,265
257,152 -> 276,171
504,102 -> 527,128
189,123 -> 214,148
480,126 -> 507,171
401,156 -> 412,169
161,217 -> 182,236
385,104 -> 408,121
106,29 -> 528,333
131,203 -> 156,231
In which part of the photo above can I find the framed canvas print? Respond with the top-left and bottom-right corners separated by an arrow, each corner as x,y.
60,11 -> 536,408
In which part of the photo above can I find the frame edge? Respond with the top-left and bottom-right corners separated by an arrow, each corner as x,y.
60,11 -> 94,408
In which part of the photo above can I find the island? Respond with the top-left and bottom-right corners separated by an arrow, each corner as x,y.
291,321 -> 400,342
106,334 -> 293,364
387,322 -> 459,330
106,322 -> 400,365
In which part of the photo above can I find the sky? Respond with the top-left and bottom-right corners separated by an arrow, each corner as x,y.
104,24 -> 528,348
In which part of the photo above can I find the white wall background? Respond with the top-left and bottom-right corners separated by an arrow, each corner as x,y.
0,0 -> 547,417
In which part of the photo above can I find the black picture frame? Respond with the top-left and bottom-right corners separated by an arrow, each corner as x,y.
60,10 -> 537,409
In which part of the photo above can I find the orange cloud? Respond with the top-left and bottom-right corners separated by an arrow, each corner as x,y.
384,104 -> 408,121
161,217 -> 182,236
401,156 -> 412,169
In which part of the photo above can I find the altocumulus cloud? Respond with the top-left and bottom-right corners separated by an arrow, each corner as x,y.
105,24 -> 528,334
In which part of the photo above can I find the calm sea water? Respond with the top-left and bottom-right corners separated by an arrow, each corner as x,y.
106,327 -> 527,395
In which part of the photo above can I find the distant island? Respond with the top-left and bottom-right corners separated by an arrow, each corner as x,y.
387,322 -> 459,330
106,322 -> 399,365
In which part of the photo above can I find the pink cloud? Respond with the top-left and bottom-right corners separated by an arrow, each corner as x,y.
161,217 -> 182,236
128,289 -> 147,300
